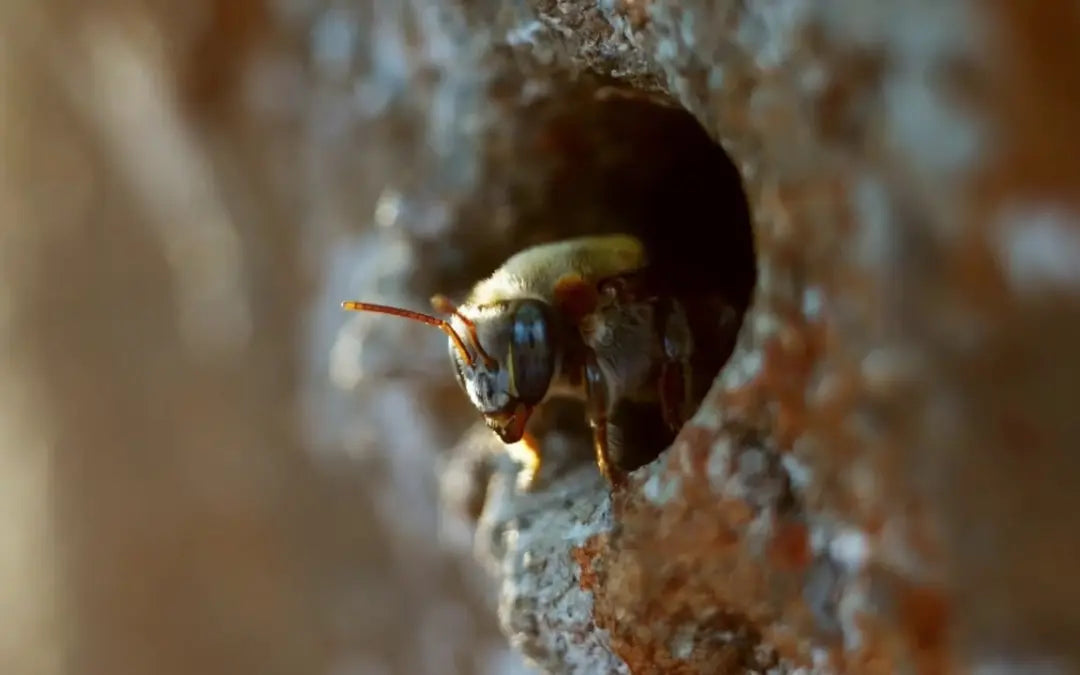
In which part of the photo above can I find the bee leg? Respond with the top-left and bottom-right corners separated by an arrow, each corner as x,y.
656,298 -> 695,432
584,353 -> 627,488
658,361 -> 692,431
506,431 -> 542,491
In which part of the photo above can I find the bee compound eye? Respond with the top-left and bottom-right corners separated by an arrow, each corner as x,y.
509,301 -> 555,404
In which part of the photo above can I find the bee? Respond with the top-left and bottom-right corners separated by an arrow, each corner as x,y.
342,229 -> 755,489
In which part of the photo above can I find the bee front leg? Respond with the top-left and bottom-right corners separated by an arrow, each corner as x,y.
656,298 -> 695,432
583,352 -> 627,488
596,272 -> 692,430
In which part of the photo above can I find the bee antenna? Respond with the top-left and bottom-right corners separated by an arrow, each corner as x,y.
341,300 -> 474,367
430,294 -> 497,368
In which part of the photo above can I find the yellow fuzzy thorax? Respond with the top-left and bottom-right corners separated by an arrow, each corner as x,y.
464,234 -> 646,310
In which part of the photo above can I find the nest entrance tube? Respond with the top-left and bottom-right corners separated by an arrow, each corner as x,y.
420,74 -> 759,475
498,79 -> 757,326
497,80 -> 759,469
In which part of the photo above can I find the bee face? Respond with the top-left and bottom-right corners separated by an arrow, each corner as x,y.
448,299 -> 557,443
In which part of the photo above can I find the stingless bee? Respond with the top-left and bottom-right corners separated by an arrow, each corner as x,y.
342,232 -> 753,488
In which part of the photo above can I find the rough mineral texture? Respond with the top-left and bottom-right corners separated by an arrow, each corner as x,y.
2,0 -> 1079,674
428,1 -> 1080,674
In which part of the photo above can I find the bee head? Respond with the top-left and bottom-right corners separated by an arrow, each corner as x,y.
340,295 -> 557,445
438,296 -> 557,444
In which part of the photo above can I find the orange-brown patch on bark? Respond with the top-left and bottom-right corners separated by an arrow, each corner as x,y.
769,520 -> 812,572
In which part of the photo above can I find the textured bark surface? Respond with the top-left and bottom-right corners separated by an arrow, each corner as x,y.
434,1 -> 1080,674
1,1 -> 1078,674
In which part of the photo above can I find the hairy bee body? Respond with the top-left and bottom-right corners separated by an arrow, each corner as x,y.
344,228 -> 753,488
464,234 -> 646,307
460,233 -> 651,398
447,232 -> 742,485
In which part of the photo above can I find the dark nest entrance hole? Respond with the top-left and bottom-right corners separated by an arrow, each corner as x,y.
419,74 -> 758,473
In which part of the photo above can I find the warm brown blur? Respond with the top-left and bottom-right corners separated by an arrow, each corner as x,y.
0,2 -> 514,674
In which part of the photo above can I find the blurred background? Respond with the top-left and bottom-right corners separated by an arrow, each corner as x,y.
0,1 -> 548,673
